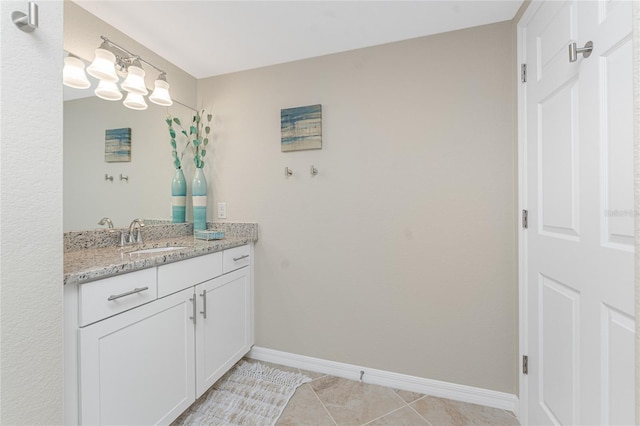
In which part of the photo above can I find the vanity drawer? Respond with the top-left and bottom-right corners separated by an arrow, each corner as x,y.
157,251 -> 223,298
79,268 -> 157,327
223,245 -> 251,273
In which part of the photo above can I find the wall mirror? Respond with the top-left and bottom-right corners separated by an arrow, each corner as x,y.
63,54 -> 197,232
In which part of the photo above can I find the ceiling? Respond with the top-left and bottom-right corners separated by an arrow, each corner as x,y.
73,1 -> 524,79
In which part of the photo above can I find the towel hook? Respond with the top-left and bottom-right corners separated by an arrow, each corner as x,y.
105,174 -> 114,182
310,165 -> 318,176
285,167 -> 293,177
12,2 -> 38,33
568,41 -> 593,62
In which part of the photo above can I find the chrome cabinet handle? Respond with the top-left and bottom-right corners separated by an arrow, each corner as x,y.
189,296 -> 196,324
107,286 -> 149,301
233,254 -> 250,262
200,290 -> 207,319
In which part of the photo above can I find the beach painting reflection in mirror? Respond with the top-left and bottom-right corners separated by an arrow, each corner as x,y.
281,104 -> 322,152
105,127 -> 132,162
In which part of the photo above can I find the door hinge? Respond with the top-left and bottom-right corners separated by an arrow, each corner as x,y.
523,355 -> 528,375
521,63 -> 527,83
522,209 -> 528,229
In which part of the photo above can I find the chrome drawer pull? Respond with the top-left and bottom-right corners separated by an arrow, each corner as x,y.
200,290 -> 207,319
233,254 -> 250,262
107,286 -> 149,301
189,296 -> 196,325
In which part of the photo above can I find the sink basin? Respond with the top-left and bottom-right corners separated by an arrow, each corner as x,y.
128,246 -> 187,255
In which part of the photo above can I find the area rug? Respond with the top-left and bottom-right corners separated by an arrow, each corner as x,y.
173,361 -> 311,426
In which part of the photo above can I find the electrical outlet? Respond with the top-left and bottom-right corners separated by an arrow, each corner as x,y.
217,202 -> 227,219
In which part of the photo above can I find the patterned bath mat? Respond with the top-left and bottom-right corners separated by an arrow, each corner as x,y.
173,361 -> 311,426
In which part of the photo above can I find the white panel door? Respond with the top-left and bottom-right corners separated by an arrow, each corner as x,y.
521,1 -> 634,424
79,287 -> 196,426
195,267 -> 253,397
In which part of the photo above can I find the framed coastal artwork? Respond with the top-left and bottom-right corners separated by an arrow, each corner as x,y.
105,128 -> 132,162
281,104 -> 322,152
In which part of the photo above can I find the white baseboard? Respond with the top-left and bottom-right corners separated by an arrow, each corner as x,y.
247,346 -> 520,418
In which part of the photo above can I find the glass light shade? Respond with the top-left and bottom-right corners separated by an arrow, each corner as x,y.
94,80 -> 123,101
123,92 -> 148,110
149,79 -> 173,106
121,65 -> 148,95
86,48 -> 118,82
63,56 -> 91,89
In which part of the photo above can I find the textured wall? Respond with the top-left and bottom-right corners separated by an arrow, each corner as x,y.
198,22 -> 517,393
633,0 -> 640,422
0,1 -> 64,423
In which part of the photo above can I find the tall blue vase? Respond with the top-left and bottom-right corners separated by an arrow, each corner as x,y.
171,168 -> 187,223
192,168 -> 207,231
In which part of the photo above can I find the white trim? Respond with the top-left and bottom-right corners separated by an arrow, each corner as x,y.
247,346 -> 520,417
517,2 -> 544,424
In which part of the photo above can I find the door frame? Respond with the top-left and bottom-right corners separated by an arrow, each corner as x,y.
633,4 -> 640,425
516,1 -> 543,423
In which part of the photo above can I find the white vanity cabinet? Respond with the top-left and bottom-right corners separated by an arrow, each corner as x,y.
157,245 -> 254,398
79,287 -> 196,426
64,243 -> 254,426
195,266 -> 252,397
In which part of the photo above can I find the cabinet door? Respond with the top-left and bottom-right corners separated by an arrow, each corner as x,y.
195,267 -> 253,397
79,288 -> 196,426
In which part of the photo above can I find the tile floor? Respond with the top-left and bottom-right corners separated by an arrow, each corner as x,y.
246,359 -> 520,426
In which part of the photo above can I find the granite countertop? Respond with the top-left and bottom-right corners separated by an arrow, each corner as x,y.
64,236 -> 252,284
64,235 -> 253,286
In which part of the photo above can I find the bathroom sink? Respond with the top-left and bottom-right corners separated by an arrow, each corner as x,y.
128,246 -> 187,255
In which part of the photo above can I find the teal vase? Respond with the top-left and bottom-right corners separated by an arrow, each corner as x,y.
192,168 -> 207,231
171,168 -> 187,223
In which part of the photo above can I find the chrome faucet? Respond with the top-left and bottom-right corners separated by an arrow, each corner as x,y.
98,217 -> 114,229
128,218 -> 145,244
123,218 -> 145,245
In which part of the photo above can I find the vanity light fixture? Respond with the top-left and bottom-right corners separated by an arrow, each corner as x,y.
86,43 -> 119,82
63,55 -> 91,89
123,92 -> 148,110
120,58 -> 148,95
94,80 -> 123,101
67,36 -> 173,110
149,73 -> 173,106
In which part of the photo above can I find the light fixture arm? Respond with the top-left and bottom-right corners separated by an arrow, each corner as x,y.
100,36 -> 166,75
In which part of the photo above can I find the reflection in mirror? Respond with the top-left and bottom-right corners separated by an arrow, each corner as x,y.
63,54 -> 196,232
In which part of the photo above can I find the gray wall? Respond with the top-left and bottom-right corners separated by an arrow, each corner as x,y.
0,1 -> 64,423
198,21 -> 517,393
